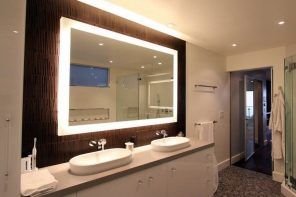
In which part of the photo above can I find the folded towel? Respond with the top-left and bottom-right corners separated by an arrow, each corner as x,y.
199,121 -> 214,143
21,169 -> 58,196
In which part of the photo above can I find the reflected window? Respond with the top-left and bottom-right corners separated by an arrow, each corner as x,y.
246,91 -> 254,118
70,64 -> 109,87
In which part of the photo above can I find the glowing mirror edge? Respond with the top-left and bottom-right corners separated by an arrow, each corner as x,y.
58,17 -> 178,136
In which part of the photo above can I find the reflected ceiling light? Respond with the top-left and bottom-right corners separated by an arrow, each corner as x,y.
153,55 -> 157,59
109,60 -> 113,63
278,21 -> 285,25
167,23 -> 175,28
140,65 -> 145,69
232,43 -> 237,47
98,43 -> 104,46
158,62 -> 162,65
12,30 -> 19,34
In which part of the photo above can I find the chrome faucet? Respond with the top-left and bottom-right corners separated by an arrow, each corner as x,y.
98,139 -> 107,150
89,138 -> 107,150
156,130 -> 168,138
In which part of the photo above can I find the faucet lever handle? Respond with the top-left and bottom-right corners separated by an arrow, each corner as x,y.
89,140 -> 97,147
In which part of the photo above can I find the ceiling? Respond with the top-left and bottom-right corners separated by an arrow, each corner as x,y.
107,0 -> 296,55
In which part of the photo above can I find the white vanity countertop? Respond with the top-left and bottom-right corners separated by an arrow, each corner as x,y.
42,139 -> 214,196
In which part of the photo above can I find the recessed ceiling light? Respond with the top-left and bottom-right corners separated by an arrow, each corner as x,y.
140,65 -> 145,69
167,23 -> 175,28
232,43 -> 237,47
153,55 -> 157,59
12,30 -> 19,34
98,43 -> 104,46
109,60 -> 113,63
158,62 -> 162,65
278,21 -> 285,25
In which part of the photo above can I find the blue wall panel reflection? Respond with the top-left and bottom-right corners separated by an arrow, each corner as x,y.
70,64 -> 109,87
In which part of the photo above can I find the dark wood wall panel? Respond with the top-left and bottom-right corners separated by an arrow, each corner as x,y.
23,0 -> 186,167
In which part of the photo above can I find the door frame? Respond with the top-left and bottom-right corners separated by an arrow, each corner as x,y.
229,67 -> 273,166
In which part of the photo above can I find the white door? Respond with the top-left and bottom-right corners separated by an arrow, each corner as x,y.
77,163 -> 167,197
144,164 -> 167,197
167,148 -> 214,197
244,75 -> 255,161
77,170 -> 146,197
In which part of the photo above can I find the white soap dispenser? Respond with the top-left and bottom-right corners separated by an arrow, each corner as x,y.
31,138 -> 38,170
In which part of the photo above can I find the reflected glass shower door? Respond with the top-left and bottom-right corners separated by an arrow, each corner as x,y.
244,75 -> 255,161
116,74 -> 139,121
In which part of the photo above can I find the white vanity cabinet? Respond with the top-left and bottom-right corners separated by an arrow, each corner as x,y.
167,148 -> 214,197
77,163 -> 167,197
75,147 -> 214,197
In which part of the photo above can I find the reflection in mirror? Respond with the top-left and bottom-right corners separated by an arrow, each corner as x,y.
69,29 -> 174,125
58,18 -> 177,135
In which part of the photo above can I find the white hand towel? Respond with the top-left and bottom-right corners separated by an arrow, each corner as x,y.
199,122 -> 214,143
21,169 -> 58,196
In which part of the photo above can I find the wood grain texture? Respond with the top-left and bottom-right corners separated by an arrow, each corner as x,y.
23,0 -> 186,167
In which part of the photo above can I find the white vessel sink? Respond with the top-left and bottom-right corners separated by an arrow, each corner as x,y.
151,137 -> 190,152
69,148 -> 132,175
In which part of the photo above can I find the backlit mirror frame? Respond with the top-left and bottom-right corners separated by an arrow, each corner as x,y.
58,17 -> 178,136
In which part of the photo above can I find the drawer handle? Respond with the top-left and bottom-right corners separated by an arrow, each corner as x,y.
148,176 -> 154,181
138,180 -> 144,185
171,167 -> 177,172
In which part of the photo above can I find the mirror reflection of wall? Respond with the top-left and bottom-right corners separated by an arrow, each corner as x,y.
68,28 -> 174,125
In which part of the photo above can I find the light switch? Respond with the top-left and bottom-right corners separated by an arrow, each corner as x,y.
219,111 -> 224,119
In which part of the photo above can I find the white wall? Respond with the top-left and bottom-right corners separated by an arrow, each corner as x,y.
226,46 -> 289,182
286,44 -> 296,57
70,67 -> 123,122
0,0 -> 26,196
186,43 -> 230,169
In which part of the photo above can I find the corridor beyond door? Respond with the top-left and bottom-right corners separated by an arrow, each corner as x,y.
230,68 -> 272,175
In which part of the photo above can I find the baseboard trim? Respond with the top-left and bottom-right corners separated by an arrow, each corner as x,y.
231,152 -> 245,164
282,182 -> 296,197
217,158 -> 230,171
273,171 -> 284,182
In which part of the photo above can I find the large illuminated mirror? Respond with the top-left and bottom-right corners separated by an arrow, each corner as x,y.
58,17 -> 178,135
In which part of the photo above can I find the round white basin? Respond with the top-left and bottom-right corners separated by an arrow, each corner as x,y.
151,137 -> 190,152
69,148 -> 132,175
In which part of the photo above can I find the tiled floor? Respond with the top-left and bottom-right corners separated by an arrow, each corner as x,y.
214,166 -> 283,197
233,143 -> 272,175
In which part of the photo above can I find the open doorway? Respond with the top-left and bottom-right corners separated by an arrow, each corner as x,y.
230,68 -> 272,175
